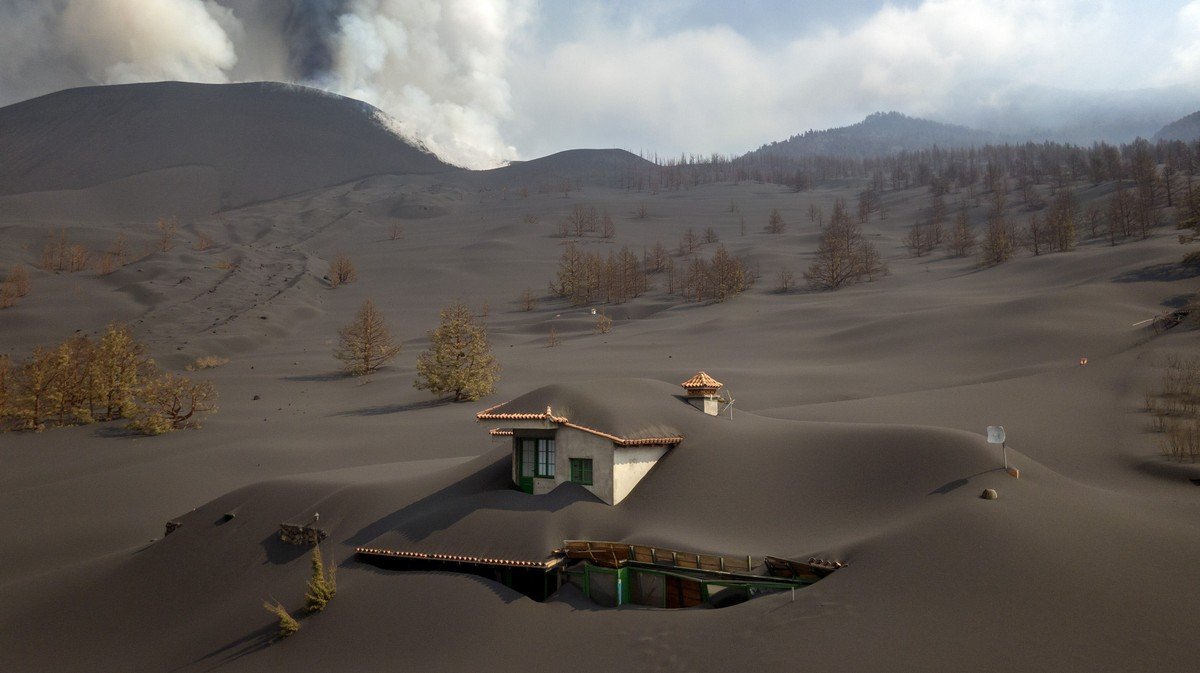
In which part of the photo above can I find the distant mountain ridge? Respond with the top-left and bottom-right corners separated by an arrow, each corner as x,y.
0,81 -> 454,210
1153,110 -> 1200,143
749,111 -> 999,159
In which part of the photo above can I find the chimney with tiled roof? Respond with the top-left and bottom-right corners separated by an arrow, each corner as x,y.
681,371 -> 723,415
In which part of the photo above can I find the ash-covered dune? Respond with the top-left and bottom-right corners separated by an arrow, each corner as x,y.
7,377 -> 1198,673
0,380 -> 1014,671
468,148 -> 655,190
0,81 -> 454,212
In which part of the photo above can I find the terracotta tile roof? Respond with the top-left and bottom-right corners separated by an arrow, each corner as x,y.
355,546 -> 564,569
477,403 -> 568,424
681,371 -> 722,389
478,403 -> 682,447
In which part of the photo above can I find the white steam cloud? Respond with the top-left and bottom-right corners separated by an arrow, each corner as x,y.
59,0 -> 241,84
0,0 -> 528,169
319,0 -> 529,167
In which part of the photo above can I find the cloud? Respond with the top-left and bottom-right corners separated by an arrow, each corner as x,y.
508,0 -> 1194,158
58,0 -> 240,84
1169,0 -> 1200,81
0,0 -> 240,99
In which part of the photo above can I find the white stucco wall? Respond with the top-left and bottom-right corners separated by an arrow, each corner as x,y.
555,427 -> 616,504
613,445 -> 670,505
504,424 -> 672,505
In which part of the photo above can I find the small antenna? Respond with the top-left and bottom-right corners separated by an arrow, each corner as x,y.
720,388 -> 735,419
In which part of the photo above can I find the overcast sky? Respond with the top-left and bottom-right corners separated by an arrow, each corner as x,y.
2,0 -> 1199,167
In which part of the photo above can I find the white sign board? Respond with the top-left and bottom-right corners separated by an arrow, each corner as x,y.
986,426 -> 1006,444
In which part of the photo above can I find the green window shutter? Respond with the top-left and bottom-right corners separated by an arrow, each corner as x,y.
570,458 -> 593,485
536,439 -> 556,478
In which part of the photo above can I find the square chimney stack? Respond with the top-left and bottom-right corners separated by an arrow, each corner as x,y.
681,371 -> 722,416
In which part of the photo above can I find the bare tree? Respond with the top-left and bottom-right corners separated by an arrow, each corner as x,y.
903,222 -> 932,257
593,309 -> 612,334
127,372 -> 217,435
1045,189 -> 1077,252
766,209 -> 786,234
946,208 -> 976,258
334,298 -> 402,376
328,253 -> 358,287
519,288 -> 536,311
600,212 -> 615,239
776,267 -> 795,293
678,228 -> 700,257
1,265 -> 30,307
804,200 -> 888,289
156,217 -> 179,252
646,241 -> 669,273
41,230 -> 67,272
979,212 -> 1016,266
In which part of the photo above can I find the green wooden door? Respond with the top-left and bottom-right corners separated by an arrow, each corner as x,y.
517,439 -> 535,494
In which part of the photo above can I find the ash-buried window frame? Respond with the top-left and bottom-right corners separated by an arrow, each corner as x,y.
570,458 -> 593,485
534,438 -> 556,478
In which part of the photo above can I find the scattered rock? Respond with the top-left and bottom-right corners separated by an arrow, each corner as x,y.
164,520 -> 182,537
252,394 -> 261,400
981,488 -> 999,500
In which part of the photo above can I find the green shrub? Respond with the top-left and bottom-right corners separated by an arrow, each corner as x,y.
304,545 -> 336,613
262,600 -> 299,638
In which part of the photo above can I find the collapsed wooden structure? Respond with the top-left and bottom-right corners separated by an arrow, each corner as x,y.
356,539 -> 842,608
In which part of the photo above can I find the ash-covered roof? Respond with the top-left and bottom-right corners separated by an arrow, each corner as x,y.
477,379 -> 691,446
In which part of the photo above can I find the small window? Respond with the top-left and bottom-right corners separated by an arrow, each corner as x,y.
536,439 -> 556,478
570,458 -> 593,485
519,439 -> 535,477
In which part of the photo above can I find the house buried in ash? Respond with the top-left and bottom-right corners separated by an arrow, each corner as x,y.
477,371 -> 729,504
354,375 -> 844,607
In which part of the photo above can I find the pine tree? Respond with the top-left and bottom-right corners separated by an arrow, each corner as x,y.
263,600 -> 300,637
304,545 -> 336,613
334,298 -> 402,376
92,323 -> 149,421
414,302 -> 500,402
12,347 -> 62,431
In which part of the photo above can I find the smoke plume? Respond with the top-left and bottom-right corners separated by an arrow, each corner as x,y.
0,0 -> 528,168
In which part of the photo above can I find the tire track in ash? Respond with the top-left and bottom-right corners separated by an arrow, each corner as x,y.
131,189 -> 360,352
